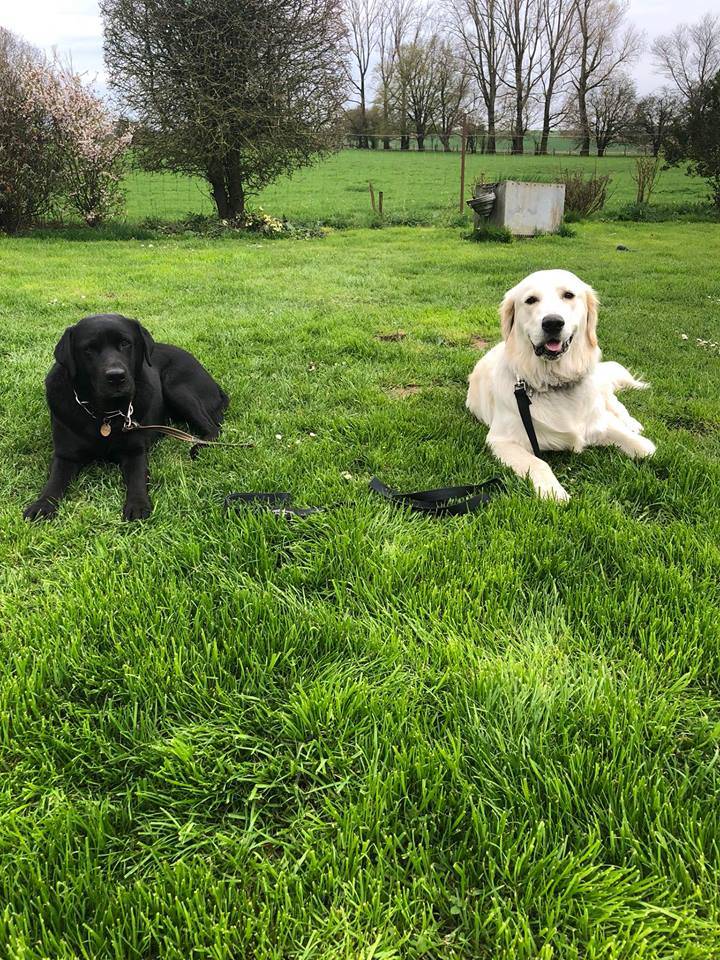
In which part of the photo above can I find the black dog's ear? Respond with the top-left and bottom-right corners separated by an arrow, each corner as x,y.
133,320 -> 155,369
54,326 -> 77,380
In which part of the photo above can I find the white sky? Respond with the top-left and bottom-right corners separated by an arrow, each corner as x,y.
0,0 -> 715,97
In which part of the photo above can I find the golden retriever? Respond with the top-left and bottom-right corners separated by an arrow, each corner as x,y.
466,269 -> 655,501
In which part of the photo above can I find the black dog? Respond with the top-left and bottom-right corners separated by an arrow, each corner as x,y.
24,314 -> 228,521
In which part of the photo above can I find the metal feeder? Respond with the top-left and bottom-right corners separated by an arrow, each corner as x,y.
466,186 -> 497,219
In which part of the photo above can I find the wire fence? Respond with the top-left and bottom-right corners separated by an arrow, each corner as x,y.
117,142 -> 667,228
342,131 -> 655,156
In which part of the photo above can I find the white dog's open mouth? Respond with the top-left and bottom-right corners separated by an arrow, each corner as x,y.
533,334 -> 574,360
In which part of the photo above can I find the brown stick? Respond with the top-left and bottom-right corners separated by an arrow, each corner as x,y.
378,191 -> 383,216
368,181 -> 376,212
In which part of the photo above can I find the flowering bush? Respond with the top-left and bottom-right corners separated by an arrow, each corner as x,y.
0,29 -> 131,232
52,69 -> 132,226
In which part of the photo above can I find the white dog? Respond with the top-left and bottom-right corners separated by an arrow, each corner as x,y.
466,269 -> 655,501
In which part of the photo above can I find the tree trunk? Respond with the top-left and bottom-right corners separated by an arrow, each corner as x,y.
597,144 -> 606,157
208,161 -> 231,219
208,154 -> 245,220
539,94 -> 552,155
487,103 -> 497,155
383,137 -> 391,150
359,76 -> 368,149
577,87 -> 591,156
400,135 -> 410,151
417,132 -> 425,151
226,152 -> 245,218
440,133 -> 451,152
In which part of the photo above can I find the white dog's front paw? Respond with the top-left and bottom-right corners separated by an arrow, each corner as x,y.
532,468 -> 570,502
631,436 -> 656,459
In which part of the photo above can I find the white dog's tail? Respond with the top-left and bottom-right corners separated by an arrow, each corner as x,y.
598,361 -> 649,392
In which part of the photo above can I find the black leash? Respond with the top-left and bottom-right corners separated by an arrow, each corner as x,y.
514,380 -> 543,458
368,477 -> 504,515
224,476 -> 505,519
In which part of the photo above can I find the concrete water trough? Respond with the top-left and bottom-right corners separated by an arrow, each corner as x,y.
468,180 -> 566,236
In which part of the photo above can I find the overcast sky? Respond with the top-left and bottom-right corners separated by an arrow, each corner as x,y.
0,0 -> 715,98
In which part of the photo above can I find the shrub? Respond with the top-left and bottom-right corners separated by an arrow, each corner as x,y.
0,28 -> 130,232
465,224 -> 513,243
560,168 -> 612,218
632,155 -> 662,206
55,70 -> 131,225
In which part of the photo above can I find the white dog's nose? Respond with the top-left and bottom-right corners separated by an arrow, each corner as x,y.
541,315 -> 564,335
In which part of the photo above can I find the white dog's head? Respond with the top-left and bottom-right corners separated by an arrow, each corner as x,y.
500,269 -> 600,387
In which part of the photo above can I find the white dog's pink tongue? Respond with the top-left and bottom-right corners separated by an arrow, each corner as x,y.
545,340 -> 562,353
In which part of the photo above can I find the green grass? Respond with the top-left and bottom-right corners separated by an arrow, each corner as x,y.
122,149 -> 715,226
1,221 -> 720,957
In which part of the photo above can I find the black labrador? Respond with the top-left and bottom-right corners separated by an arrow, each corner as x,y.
24,313 -> 228,521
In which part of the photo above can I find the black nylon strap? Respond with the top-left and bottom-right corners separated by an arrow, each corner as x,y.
368,476 -> 503,515
514,381 -> 543,458
224,475 -> 504,519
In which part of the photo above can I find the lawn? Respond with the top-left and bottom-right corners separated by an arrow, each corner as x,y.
1,221 -> 719,958
123,149 -> 714,225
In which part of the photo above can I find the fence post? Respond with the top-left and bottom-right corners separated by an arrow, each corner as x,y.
459,116 -> 467,214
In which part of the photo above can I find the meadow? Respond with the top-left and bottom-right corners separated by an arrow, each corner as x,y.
123,149 -> 714,226
0,153 -> 719,958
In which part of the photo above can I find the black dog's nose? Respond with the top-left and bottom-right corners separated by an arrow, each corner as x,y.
105,367 -> 127,385
541,315 -> 565,335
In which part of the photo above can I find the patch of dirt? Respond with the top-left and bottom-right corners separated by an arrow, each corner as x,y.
387,384 -> 422,398
376,331 -> 407,342
470,336 -> 491,350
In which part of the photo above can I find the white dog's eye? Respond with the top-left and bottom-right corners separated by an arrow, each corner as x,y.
525,295 -> 539,305
563,291 -> 575,300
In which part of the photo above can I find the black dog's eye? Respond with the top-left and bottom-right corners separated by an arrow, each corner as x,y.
525,295 -> 539,305
118,339 -> 131,350
563,291 -> 575,300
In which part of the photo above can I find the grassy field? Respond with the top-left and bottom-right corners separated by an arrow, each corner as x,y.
123,149 -> 713,225
0,218 -> 719,958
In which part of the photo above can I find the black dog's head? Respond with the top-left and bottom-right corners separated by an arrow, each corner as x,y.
54,314 -> 154,408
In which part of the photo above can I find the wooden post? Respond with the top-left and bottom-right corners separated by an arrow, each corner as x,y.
368,181 -> 376,213
459,116 -> 467,213
378,191 -> 384,216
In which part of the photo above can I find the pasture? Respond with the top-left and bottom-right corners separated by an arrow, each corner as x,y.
1,175 -> 719,956
123,149 -> 713,226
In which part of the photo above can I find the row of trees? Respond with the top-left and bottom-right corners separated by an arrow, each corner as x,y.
344,2 -> 720,156
0,28 -> 130,232
2,2 -> 719,228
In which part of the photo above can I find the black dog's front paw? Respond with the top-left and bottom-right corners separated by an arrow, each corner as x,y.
23,499 -> 59,521
122,498 -> 152,521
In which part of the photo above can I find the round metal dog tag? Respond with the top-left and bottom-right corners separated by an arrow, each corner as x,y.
100,422 -> 112,437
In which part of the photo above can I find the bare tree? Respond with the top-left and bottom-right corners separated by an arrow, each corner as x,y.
393,33 -> 438,150
571,0 -> 641,156
633,91 -> 677,156
433,38 -> 471,150
376,0 -> 418,149
536,0 -> 577,154
101,0 -> 347,220
586,73 -> 636,156
498,0 -> 544,154
344,0 -> 380,148
448,0 -> 508,153
652,13 -> 720,104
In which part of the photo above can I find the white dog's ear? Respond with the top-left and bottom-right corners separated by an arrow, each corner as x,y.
585,286 -> 599,348
499,291 -> 515,341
